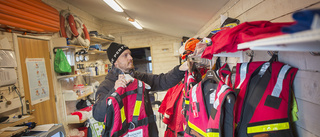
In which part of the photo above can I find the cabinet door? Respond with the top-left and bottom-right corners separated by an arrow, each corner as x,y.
18,37 -> 58,124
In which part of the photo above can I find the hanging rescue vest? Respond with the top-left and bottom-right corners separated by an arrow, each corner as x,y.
182,71 -> 198,120
159,83 -> 186,137
104,79 -> 156,137
234,61 -> 298,137
206,81 -> 236,137
218,63 -> 231,83
185,80 -> 234,137
233,62 -> 264,90
217,63 -> 233,87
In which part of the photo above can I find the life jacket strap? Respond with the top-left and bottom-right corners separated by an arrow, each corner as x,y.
131,81 -> 144,129
112,121 -> 129,137
128,115 -> 156,130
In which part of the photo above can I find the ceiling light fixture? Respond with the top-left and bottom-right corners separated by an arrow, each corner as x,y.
103,0 -> 123,12
127,18 -> 143,29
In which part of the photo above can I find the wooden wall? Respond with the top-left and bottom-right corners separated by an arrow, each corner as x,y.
196,0 -> 320,136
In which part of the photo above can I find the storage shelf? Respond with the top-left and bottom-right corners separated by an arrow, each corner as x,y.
90,36 -> 114,44
213,51 -> 244,62
55,45 -> 84,48
57,72 -> 90,80
237,29 -> 320,52
63,90 -> 93,101
87,49 -> 107,54
67,115 -> 88,124
91,73 -> 108,77
76,91 -> 94,100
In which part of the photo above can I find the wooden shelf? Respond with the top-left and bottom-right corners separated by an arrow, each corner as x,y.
63,86 -> 94,101
54,45 -> 84,48
91,73 -> 108,77
87,49 -> 107,54
57,72 -> 90,80
90,36 -> 114,44
76,91 -> 94,100
237,29 -> 320,52
67,115 -> 88,124
0,115 -> 34,129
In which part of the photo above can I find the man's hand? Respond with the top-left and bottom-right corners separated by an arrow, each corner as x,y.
114,74 -> 130,90
179,61 -> 189,71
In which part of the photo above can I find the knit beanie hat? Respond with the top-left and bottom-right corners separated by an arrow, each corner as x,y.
107,42 -> 129,65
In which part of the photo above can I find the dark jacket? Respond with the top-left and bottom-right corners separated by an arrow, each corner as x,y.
93,65 -> 185,137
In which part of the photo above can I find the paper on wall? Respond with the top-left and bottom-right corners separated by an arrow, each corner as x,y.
0,50 -> 17,67
0,68 -> 17,87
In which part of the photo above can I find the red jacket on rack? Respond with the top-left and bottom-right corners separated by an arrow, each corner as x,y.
202,21 -> 294,59
159,83 -> 186,137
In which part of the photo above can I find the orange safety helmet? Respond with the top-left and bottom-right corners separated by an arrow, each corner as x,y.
181,38 -> 200,60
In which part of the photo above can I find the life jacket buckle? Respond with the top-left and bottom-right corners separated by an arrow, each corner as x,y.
128,122 -> 136,130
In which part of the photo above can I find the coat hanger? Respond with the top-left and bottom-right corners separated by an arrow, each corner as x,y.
202,59 -> 220,83
124,74 -> 151,89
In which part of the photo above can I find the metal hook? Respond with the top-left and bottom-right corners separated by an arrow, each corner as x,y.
245,50 -> 254,57
267,51 -> 279,56
309,52 -> 320,56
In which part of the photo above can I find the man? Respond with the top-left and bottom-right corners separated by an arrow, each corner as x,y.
93,42 -> 188,136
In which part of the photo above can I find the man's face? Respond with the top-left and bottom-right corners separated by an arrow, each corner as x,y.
114,49 -> 134,72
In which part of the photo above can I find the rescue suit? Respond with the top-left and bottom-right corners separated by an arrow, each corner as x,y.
103,79 -> 156,137
185,79 -> 235,137
159,83 -> 186,136
234,61 -> 298,137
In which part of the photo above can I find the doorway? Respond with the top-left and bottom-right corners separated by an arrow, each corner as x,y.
131,47 -> 152,73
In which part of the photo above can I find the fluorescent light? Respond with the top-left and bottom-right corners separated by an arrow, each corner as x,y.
103,0 -> 123,12
128,18 -> 143,29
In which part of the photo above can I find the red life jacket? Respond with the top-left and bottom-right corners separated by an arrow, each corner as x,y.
233,62 -> 265,90
234,61 -> 298,137
185,80 -> 234,137
218,63 -> 231,82
185,81 -> 210,137
159,83 -> 186,137
105,79 -> 156,137
206,81 -> 235,137
182,71 -> 198,119
217,63 -> 233,87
